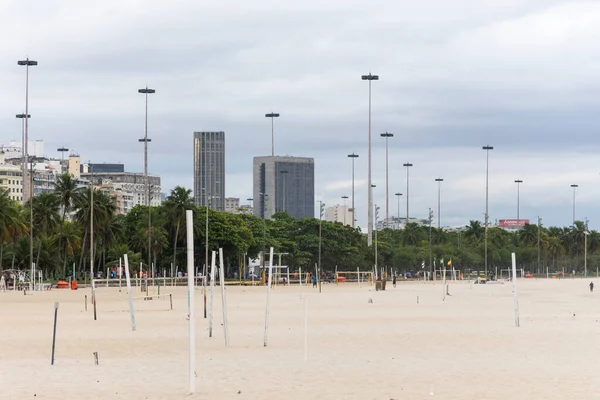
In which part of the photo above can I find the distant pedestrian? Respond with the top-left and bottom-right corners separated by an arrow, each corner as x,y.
312,274 -> 317,288
392,275 -> 397,288
590,282 -> 594,292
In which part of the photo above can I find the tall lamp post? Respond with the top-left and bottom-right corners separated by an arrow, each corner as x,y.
584,218 -> 589,277
537,216 -> 542,276
435,178 -> 443,229
27,156 -> 43,291
318,200 -> 325,293
280,170 -> 288,213
570,184 -> 578,224
57,147 -> 69,173
514,179 -> 523,223
18,58 -> 37,203
403,163 -> 413,223
341,195 -> 349,225
361,73 -> 379,247
380,132 -> 393,228
15,113 -> 30,200
347,153 -> 359,228
265,112 -> 280,156
138,86 -> 155,275
482,145 -> 494,278
394,193 -> 402,229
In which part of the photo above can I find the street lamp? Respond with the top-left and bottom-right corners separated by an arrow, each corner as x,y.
571,184 -> 578,224
27,155 -> 43,292
265,112 -> 280,157
428,208 -> 434,274
280,170 -> 288,213
341,195 -> 348,225
16,113 -> 30,201
317,200 -> 325,293
374,204 -> 380,277
361,73 -> 379,247
537,216 -> 542,277
57,147 -> 69,173
138,86 -> 155,275
403,163 -> 413,223
482,145 -> 494,278
394,193 -> 402,229
347,153 -> 359,228
514,179 -> 523,223
380,132 -> 393,228
584,218 -> 589,277
435,178 -> 443,229
18,58 -> 37,203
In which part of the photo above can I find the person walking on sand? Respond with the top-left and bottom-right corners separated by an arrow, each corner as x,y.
392,274 -> 397,288
312,274 -> 317,288
590,281 -> 594,292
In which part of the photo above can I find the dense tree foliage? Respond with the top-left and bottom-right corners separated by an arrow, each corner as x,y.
0,174 -> 598,279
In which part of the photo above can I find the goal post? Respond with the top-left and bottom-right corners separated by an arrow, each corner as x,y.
434,269 -> 461,281
500,268 -> 525,280
335,271 -> 373,285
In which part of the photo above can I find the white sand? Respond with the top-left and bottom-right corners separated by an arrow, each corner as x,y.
2,278 -> 600,399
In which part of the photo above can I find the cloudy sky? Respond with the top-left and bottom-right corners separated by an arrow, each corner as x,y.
1,0 -> 600,230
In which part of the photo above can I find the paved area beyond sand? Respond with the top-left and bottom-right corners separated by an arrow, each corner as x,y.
2,279 -> 600,399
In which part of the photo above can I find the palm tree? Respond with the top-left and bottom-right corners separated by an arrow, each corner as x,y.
52,221 -> 82,277
0,189 -> 27,272
54,172 -> 80,222
519,223 -> 538,247
163,187 -> 194,272
464,220 -> 484,240
30,192 -> 61,267
73,187 -> 116,273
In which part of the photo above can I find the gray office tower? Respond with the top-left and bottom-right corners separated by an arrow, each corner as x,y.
253,156 -> 314,219
193,131 -> 225,210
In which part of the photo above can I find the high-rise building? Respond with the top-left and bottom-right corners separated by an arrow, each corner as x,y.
253,156 -> 314,220
193,131 -> 225,210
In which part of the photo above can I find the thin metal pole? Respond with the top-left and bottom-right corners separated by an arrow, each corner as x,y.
204,195 -> 209,319
367,81 -> 373,246
29,162 -> 34,292
517,182 -> 520,222
350,155 -> 357,228
485,149 -> 489,278
24,63 -> 30,203
271,115 -> 274,157
144,91 -> 151,280
385,136 -> 389,228
537,217 -> 541,276
90,167 -> 94,284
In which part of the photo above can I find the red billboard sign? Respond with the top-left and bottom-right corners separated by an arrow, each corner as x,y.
498,219 -> 529,228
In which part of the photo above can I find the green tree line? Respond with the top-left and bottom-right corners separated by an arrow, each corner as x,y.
1,173 -> 599,278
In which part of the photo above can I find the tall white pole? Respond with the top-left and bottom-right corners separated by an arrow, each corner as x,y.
123,254 -> 135,331
442,261 -> 446,301
186,210 -> 195,394
511,252 -> 520,328
218,248 -> 229,346
209,251 -> 216,338
304,296 -> 308,361
263,247 -> 274,347
299,267 -> 302,299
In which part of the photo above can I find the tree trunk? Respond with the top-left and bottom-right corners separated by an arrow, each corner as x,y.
79,228 -> 88,272
0,243 -> 4,272
173,220 -> 180,277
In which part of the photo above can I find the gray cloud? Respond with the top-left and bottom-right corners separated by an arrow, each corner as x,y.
2,0 -> 600,231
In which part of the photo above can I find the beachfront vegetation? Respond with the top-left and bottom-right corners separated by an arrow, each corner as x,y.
0,174 -> 599,278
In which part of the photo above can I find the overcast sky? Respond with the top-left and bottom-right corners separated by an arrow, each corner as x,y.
1,0 -> 600,230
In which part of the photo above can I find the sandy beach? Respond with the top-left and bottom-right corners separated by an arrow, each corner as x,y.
2,278 -> 600,399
